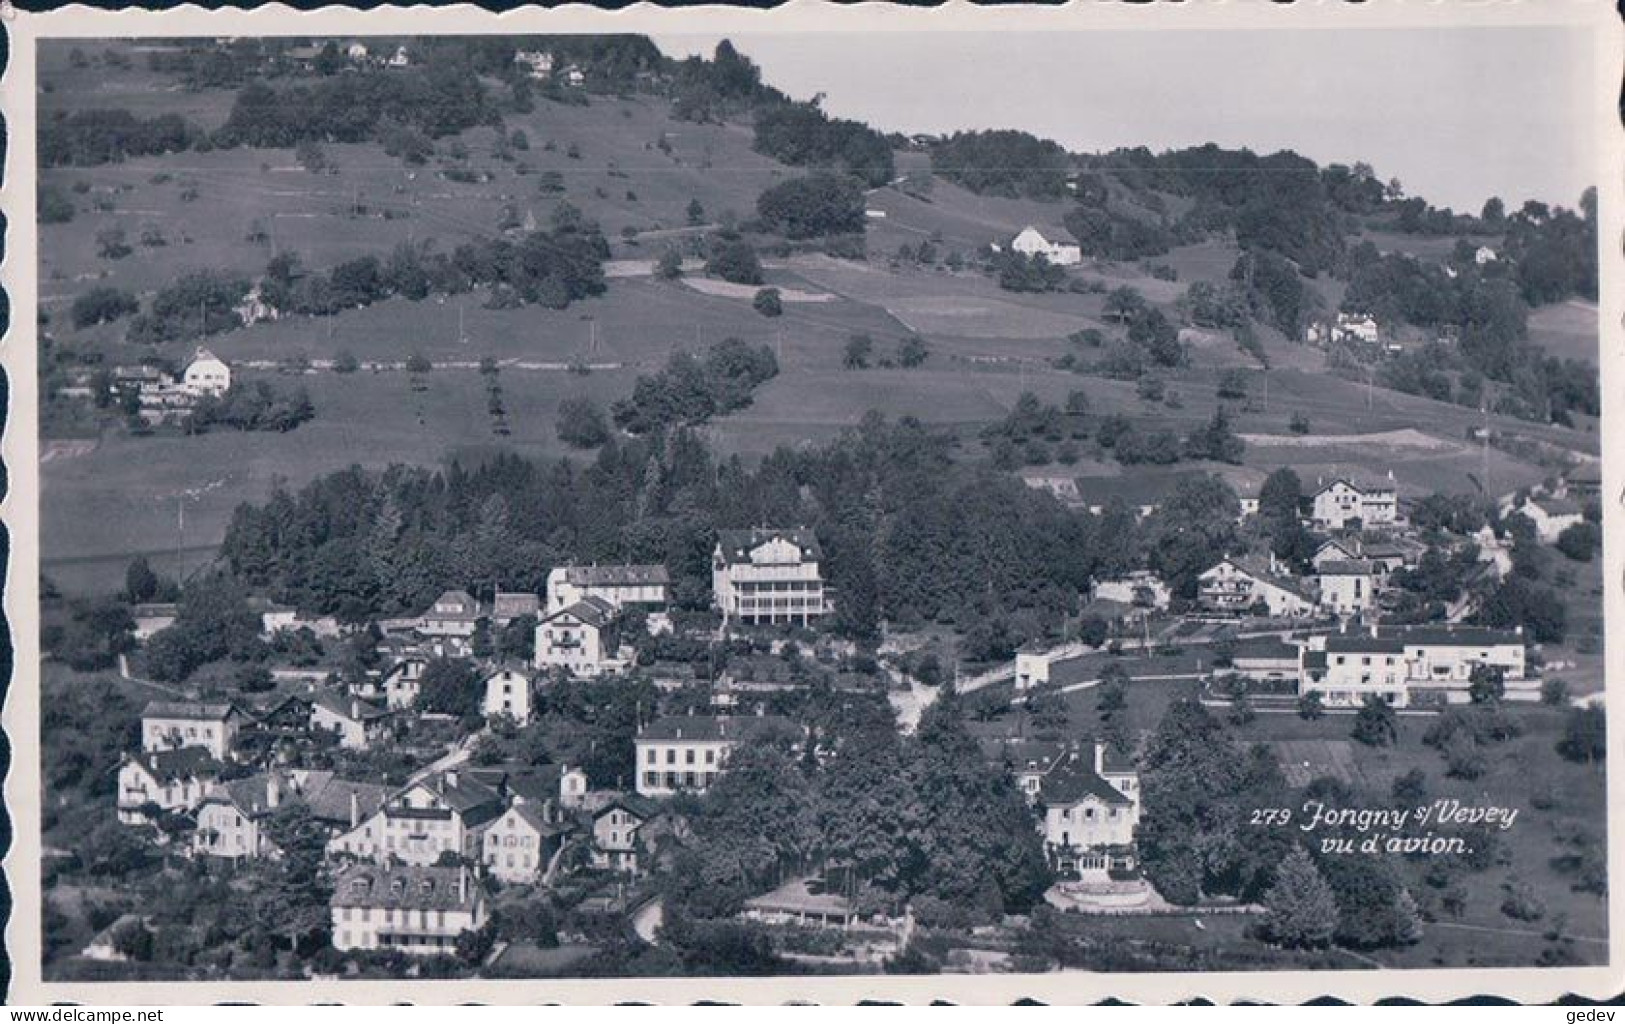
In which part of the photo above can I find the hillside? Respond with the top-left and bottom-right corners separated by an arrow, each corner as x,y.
37,37 -> 1600,594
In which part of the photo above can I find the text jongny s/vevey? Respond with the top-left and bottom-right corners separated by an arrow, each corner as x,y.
1298,799 -> 1518,833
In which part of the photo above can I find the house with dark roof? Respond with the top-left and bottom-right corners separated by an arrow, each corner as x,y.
480,800 -> 565,884
310,690 -> 393,750
419,589 -> 481,639
534,596 -> 627,678
330,863 -> 486,956
326,768 -> 506,866
1034,743 -> 1140,878
634,714 -> 800,797
116,747 -> 223,826
591,794 -> 665,874
1197,555 -> 1316,618
141,701 -> 244,760
1299,623 -> 1530,708
712,528 -> 829,625
1310,474 -> 1399,530
546,564 -> 670,613
491,591 -> 541,627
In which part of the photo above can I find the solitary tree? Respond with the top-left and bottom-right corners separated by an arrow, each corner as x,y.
1352,695 -> 1398,747
844,334 -> 873,369
1261,847 -> 1338,948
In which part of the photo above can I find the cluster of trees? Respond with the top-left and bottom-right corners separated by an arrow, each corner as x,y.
752,101 -> 895,188
1093,288 -> 1184,372
994,251 -> 1067,293
663,695 -> 1050,924
930,130 -> 1073,199
191,381 -> 316,434
610,338 -> 779,435
1141,698 -> 1425,950
217,65 -> 494,150
40,108 -> 201,167
72,286 -> 141,329
1062,206 -> 1173,261
144,574 -> 266,683
755,172 -> 866,240
126,270 -> 253,345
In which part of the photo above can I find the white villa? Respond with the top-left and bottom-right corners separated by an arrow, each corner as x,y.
141,701 -> 242,760
634,714 -> 796,797
1316,559 -> 1379,616
712,528 -> 830,626
1517,495 -> 1586,544
480,666 -> 532,723
545,564 -> 669,613
1299,624 -> 1531,708
534,596 -> 627,677
1034,743 -> 1140,878
330,864 -> 485,956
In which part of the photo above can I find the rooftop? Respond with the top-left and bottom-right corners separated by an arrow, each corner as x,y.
142,701 -> 236,722
1317,559 -> 1377,577
330,864 -> 481,912
714,528 -> 822,565
543,595 -> 617,629
554,564 -> 670,587
638,714 -> 798,743
128,746 -> 223,783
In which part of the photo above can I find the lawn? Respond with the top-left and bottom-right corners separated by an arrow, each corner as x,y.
1527,299 -> 1599,366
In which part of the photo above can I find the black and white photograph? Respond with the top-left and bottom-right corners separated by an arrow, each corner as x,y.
5,1 -> 1621,1004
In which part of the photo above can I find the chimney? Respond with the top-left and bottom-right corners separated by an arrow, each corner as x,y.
1093,743 -> 1105,775
350,790 -> 361,828
351,699 -> 361,720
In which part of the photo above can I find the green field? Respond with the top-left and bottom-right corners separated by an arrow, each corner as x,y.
37,44 -> 1601,595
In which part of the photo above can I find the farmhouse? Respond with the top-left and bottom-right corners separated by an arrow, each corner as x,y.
1310,474 -> 1399,530
1197,555 -> 1316,618
1517,495 -> 1585,544
1316,559 -> 1378,616
634,714 -> 798,797
1006,226 -> 1083,266
534,597 -> 626,677
141,701 -> 243,760
480,666 -> 532,723
546,564 -> 669,613
1035,743 -> 1141,878
116,747 -> 222,826
1299,624 -> 1530,708
712,528 -> 830,625
330,864 -> 485,956
181,348 -> 232,398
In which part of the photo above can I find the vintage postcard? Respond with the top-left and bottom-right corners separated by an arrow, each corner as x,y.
3,0 -> 1621,1005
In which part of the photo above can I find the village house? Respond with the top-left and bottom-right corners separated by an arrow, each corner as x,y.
491,591 -> 541,628
1306,312 -> 1380,346
513,48 -> 555,78
375,657 -> 427,710
193,769 -> 388,860
419,589 -> 481,639
546,564 -> 670,613
1310,475 -> 1399,530
480,666 -> 532,723
1475,245 -> 1499,265
1197,555 -> 1316,618
534,596 -> 627,677
310,690 -> 393,750
480,801 -> 563,884
634,714 -> 798,797
181,348 -> 232,398
327,769 -> 505,866
141,701 -> 243,760
563,64 -> 586,87
987,740 -> 1068,805
559,766 -> 590,809
330,863 -> 485,956
1316,559 -> 1379,616
1035,743 -> 1140,878
1517,495 -> 1585,544
116,747 -> 222,826
591,795 -> 662,874
345,41 -> 369,62
1004,226 -> 1083,266
1310,538 -> 1358,571
386,45 -> 410,68
1299,623 -> 1531,708
712,528 -> 830,625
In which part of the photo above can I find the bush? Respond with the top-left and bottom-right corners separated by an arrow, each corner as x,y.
752,287 -> 783,317
756,172 -> 866,239
705,237 -> 763,285
556,395 -> 610,449
71,286 -> 139,328
1556,521 -> 1600,561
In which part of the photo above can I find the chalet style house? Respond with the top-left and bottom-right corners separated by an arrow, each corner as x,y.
1310,475 -> 1399,530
